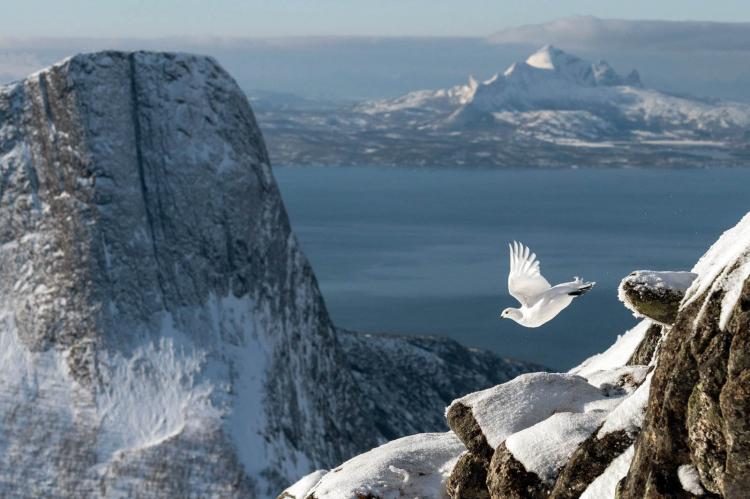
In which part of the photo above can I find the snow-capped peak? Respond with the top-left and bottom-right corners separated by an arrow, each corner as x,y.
525,44 -> 571,70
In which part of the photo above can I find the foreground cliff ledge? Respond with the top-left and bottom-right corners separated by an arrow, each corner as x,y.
287,212 -> 750,499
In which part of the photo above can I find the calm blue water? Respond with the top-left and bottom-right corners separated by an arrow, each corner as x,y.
274,166 -> 750,370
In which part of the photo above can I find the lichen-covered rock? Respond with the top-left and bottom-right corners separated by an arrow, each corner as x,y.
549,428 -> 633,499
619,213 -> 750,498
446,452 -> 490,499
627,323 -> 664,366
487,443 -> 548,499
445,402 -> 495,462
618,271 -> 697,325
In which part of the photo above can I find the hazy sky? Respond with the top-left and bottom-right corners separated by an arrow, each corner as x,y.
3,0 -> 750,38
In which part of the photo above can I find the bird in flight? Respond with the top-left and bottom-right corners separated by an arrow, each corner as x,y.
501,241 -> 595,327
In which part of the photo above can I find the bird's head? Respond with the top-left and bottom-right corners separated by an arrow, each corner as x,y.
500,308 -> 523,322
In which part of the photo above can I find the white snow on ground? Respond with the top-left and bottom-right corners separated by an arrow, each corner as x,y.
598,372 -> 652,438
580,445 -> 635,499
449,372 -> 609,450
585,365 -> 649,395
307,432 -> 464,499
684,212 -> 750,330
506,410 -> 609,483
678,464 -> 706,495
569,320 -> 651,377
279,469 -> 328,499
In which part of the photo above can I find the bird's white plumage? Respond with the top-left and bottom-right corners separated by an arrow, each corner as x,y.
508,241 -> 551,307
502,241 -> 594,328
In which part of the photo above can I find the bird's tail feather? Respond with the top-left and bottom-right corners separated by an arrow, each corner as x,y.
569,278 -> 595,297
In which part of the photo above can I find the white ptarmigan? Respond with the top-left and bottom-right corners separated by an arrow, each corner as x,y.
501,241 -> 595,327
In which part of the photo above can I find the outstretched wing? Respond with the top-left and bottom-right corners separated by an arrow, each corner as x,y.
508,241 -> 551,307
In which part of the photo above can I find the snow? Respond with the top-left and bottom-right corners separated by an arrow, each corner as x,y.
525,45 -> 559,70
449,372 -> 609,449
580,445 -> 635,499
585,365 -> 650,394
597,372 -> 652,438
307,432 -> 463,499
719,260 -> 750,329
506,410 -> 609,483
678,464 -> 705,495
569,320 -> 652,378
280,469 -> 328,499
620,271 -> 696,296
684,212 -> 750,330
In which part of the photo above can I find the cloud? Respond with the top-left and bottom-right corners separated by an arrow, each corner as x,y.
488,16 -> 750,52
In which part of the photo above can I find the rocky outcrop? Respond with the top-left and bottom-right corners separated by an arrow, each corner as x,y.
446,452 -> 490,499
619,214 -> 750,498
0,52 -> 541,499
619,271 -> 697,325
548,428 -> 632,498
627,323 -> 664,366
487,443 -> 547,499
309,208 -> 750,499
443,369 -> 649,499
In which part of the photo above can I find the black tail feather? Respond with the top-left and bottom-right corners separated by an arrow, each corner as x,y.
569,282 -> 595,297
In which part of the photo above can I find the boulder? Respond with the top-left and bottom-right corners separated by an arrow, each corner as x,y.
618,271 -> 697,325
304,432 -> 464,499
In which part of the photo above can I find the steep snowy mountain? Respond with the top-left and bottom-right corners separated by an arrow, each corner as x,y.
283,211 -> 750,499
0,51 -> 538,498
256,46 -> 750,168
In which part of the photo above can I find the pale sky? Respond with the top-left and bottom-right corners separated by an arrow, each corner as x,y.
2,0 -> 750,38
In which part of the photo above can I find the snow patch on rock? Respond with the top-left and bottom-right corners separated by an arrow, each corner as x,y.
307,433 -> 464,499
506,410 -> 609,483
449,372 -> 610,450
580,445 -> 635,499
677,464 -> 705,496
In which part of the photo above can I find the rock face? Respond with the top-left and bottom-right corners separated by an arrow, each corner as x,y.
0,49 -> 363,498
0,51 -> 541,498
308,212 -> 750,499
619,270 -> 697,325
620,214 -> 750,498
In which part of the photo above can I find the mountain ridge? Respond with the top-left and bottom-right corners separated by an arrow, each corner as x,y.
255,45 -> 750,168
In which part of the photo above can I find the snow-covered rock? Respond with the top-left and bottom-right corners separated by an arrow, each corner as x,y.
305,433 -> 464,499
447,373 -> 612,452
279,470 -> 328,499
618,270 -> 697,325
0,51 -> 541,499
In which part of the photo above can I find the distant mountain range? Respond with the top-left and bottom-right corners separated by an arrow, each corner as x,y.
255,45 -> 750,168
